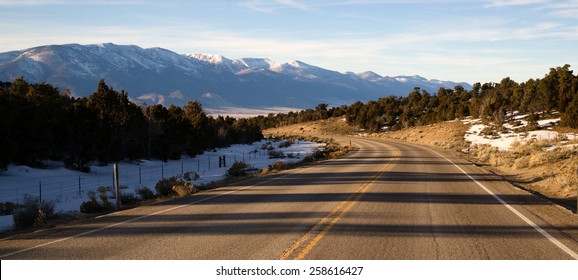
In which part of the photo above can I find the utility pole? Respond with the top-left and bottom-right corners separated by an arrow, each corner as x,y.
113,163 -> 120,210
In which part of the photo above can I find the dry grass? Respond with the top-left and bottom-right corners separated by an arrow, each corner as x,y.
379,120 -> 470,151
395,122 -> 578,209
264,117 -> 357,136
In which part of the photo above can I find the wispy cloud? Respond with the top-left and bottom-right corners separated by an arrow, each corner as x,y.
276,0 -> 309,10
239,0 -> 310,13
0,0 -> 180,6
484,0 -> 550,7
547,0 -> 578,18
239,0 -> 276,13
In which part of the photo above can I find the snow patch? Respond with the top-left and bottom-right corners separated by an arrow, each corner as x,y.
463,117 -> 577,151
0,140 -> 323,232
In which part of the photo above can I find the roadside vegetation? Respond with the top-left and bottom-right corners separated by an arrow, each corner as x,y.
0,79 -> 262,172
255,64 -> 578,133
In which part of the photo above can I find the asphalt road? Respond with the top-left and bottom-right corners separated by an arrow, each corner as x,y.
1,137 -> 577,259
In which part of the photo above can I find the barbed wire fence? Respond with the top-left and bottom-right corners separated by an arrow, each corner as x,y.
1,148 -> 276,208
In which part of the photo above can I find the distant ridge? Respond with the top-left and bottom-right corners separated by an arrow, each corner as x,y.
0,43 -> 471,110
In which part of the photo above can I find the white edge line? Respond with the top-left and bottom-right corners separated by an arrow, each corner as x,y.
0,166 -> 310,259
424,147 -> 578,260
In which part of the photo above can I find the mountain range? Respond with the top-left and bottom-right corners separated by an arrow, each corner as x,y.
0,43 -> 471,112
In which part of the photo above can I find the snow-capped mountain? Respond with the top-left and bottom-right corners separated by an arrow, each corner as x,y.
0,43 -> 471,110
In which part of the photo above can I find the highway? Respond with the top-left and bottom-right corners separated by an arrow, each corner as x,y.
1,137 -> 577,259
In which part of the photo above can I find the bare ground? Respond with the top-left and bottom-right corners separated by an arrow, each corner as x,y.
264,117 -> 358,137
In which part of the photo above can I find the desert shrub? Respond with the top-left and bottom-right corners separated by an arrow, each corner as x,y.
307,143 -> 351,161
529,152 -> 550,167
268,161 -> 296,173
260,168 -> 271,175
120,193 -> 139,204
510,140 -> 525,154
227,162 -> 250,177
475,144 -> 498,163
311,149 -> 327,160
172,183 -> 195,197
480,126 -> 499,137
278,139 -> 294,148
261,142 -> 272,150
514,157 -> 530,169
302,155 -> 314,163
155,177 -> 195,197
183,171 -> 200,181
488,153 -> 503,167
80,191 -> 107,213
555,134 -> 569,142
96,186 -> 112,209
548,148 -> 573,162
136,186 -> 155,200
155,177 -> 178,196
268,149 -> 285,159
526,148 -> 572,168
531,140 -> 550,150
511,139 -> 548,156
329,148 -> 349,158
13,195 -> 55,228
509,120 -> 523,127
80,199 -> 105,213
1,201 -> 15,215
4,201 -> 16,215
554,173 -> 577,189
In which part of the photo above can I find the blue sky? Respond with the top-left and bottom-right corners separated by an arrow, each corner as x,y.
1,0 -> 577,84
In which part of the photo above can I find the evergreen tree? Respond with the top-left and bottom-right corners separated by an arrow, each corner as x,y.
556,64 -> 574,113
561,92 -> 578,128
87,80 -> 147,163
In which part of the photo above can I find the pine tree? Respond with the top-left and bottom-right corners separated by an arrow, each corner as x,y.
561,92 -> 578,128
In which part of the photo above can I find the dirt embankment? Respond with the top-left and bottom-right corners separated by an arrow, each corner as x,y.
264,118 -> 358,137
379,120 -> 469,151
266,118 -> 578,211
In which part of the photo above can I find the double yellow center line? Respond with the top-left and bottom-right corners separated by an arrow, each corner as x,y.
279,147 -> 400,260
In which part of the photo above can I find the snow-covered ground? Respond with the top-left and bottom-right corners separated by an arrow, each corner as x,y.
464,116 -> 578,151
0,139 -> 323,232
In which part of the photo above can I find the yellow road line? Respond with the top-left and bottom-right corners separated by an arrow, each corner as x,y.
279,146 -> 400,260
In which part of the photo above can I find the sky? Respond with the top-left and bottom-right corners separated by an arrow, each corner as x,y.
0,0 -> 577,84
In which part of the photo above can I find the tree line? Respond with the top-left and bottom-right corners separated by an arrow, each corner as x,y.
2,64 -> 575,171
0,79 -> 262,171
255,64 -> 578,132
